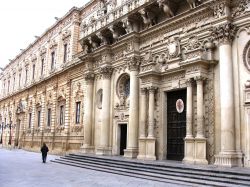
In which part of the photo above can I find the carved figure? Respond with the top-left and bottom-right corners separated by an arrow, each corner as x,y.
187,0 -> 197,9
157,0 -> 174,17
139,9 -> 157,28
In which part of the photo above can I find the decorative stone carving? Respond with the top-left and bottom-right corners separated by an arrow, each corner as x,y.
157,0 -> 174,17
99,66 -> 113,79
243,40 -> 250,71
213,2 -> 226,18
127,56 -> 141,71
187,0 -> 201,9
232,0 -> 250,17
139,8 -> 157,28
166,36 -> 180,59
212,23 -> 237,45
84,72 -> 95,82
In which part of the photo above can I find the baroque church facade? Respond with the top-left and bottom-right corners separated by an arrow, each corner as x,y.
0,0 -> 250,167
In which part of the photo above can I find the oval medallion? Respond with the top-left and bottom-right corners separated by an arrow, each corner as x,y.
176,99 -> 184,113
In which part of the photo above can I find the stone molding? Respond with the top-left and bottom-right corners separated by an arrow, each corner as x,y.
212,23 -> 237,45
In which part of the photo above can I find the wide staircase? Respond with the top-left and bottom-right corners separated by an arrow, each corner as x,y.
51,154 -> 250,186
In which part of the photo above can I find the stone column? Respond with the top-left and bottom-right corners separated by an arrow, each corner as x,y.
145,86 -> 157,160
183,79 -> 195,164
194,76 -> 208,165
124,58 -> 140,158
196,76 -> 205,138
81,72 -> 95,153
137,88 -> 147,159
213,23 -> 242,167
97,66 -> 113,155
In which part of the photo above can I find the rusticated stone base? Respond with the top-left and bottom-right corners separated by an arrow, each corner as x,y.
215,152 -> 243,167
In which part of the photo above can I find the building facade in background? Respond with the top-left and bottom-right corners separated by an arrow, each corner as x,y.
0,0 -> 250,167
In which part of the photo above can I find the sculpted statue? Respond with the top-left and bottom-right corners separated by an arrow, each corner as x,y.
139,9 -> 157,28
157,0 -> 174,17
186,0 -> 203,9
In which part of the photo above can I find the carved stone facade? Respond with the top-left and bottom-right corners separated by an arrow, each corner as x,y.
0,0 -> 250,167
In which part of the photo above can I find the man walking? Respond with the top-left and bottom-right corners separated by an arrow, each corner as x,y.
41,143 -> 49,163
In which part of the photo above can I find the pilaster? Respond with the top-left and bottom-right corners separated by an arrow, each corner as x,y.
81,72 -> 95,154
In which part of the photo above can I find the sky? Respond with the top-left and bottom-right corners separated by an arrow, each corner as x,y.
0,0 -> 90,69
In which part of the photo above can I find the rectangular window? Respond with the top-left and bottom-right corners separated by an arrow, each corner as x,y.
19,73 -> 21,88
47,109 -> 51,127
41,58 -> 44,76
13,75 -> 15,91
63,44 -> 68,63
28,113 -> 32,129
75,102 -> 81,124
59,105 -> 64,125
37,111 -> 41,127
7,80 -> 10,93
51,51 -> 55,70
32,64 -> 35,80
3,81 -> 5,95
25,69 -> 28,84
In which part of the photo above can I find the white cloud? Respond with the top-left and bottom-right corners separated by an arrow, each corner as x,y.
0,0 -> 89,68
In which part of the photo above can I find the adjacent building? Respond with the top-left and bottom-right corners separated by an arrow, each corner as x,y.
0,0 -> 250,167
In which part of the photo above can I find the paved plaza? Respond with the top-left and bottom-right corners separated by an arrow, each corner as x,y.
0,148 -> 184,187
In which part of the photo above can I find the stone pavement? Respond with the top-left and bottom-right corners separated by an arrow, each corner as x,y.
0,148 -> 185,187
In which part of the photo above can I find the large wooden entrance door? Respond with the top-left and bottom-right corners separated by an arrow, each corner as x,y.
167,89 -> 186,161
120,124 -> 127,155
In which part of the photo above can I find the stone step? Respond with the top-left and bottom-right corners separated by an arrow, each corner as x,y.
67,154 -> 250,179
52,154 -> 250,186
52,159 -> 242,187
56,156 -> 250,186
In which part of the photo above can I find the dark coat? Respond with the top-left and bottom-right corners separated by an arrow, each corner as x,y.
41,145 -> 49,156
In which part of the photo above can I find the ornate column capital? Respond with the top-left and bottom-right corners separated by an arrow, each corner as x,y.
99,66 -> 113,79
84,72 -> 95,82
127,56 -> 141,71
148,86 -> 158,94
194,76 -> 206,85
140,87 -> 147,95
212,23 -> 237,45
185,79 -> 194,87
